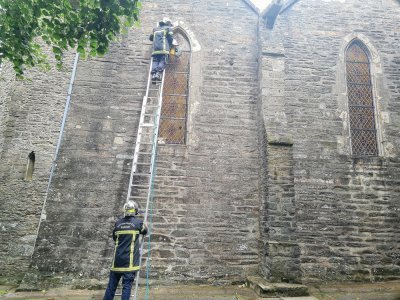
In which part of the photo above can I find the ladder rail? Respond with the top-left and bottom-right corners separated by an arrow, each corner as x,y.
125,58 -> 155,204
115,59 -> 158,299
132,68 -> 166,300
120,50 -> 166,298
144,70 -> 165,225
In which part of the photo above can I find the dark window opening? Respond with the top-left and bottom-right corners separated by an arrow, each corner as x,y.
25,151 -> 35,181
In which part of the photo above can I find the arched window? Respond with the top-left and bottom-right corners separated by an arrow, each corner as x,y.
345,40 -> 378,157
159,30 -> 191,145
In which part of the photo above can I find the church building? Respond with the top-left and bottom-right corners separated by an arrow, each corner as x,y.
0,0 -> 399,288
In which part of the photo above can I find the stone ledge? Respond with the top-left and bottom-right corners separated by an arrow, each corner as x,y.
246,276 -> 309,298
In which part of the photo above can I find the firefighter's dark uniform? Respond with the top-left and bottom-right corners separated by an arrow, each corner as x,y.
103,216 -> 147,300
149,24 -> 174,79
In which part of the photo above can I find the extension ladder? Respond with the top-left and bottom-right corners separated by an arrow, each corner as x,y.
116,58 -> 165,299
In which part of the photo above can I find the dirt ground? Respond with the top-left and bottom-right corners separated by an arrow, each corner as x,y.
1,281 -> 400,300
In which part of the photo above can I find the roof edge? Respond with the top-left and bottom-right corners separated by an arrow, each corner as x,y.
261,0 -> 284,29
261,0 -> 283,18
241,0 -> 260,15
280,0 -> 300,14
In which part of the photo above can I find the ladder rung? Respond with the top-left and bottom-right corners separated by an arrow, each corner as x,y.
137,152 -> 152,155
132,173 -> 151,176
145,105 -> 161,108
129,197 -> 147,202
143,110 -> 159,114
138,130 -> 154,133
141,123 -> 154,127
130,184 -> 150,188
138,132 -> 155,136
136,162 -> 151,165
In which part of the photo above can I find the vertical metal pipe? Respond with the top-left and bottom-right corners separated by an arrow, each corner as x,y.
31,52 -> 80,254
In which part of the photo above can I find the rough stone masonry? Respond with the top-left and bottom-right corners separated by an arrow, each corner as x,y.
0,0 -> 399,288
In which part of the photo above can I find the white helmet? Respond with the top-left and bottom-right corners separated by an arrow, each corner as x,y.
123,200 -> 139,217
159,17 -> 172,26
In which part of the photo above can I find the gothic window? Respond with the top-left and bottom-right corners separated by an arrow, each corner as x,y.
345,40 -> 378,157
159,30 -> 191,145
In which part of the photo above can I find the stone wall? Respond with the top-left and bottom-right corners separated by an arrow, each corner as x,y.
150,0 -> 261,282
20,0 -> 261,288
259,0 -> 400,283
2,0 -> 399,287
0,54 -> 75,284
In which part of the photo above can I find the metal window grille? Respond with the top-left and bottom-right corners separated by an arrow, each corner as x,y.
346,41 -> 378,157
159,32 -> 191,144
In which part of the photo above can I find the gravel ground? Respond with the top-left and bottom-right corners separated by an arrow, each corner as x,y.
1,281 -> 399,300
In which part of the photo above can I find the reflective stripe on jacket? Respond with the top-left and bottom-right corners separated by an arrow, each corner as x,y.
150,25 -> 173,55
110,216 -> 147,272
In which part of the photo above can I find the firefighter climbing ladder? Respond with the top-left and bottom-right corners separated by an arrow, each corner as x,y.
116,58 -> 165,299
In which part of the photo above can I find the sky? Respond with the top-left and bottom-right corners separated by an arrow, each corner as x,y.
249,0 -> 271,11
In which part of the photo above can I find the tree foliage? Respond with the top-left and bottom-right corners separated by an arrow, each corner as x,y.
0,0 -> 141,77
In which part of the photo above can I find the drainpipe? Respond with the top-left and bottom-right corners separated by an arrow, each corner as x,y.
31,52 -> 79,252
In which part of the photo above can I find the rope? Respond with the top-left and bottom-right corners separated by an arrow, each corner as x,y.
144,151 -> 157,299
143,71 -> 164,299
133,63 -> 165,300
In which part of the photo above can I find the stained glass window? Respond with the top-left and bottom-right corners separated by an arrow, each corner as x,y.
159,31 -> 191,145
346,40 -> 378,157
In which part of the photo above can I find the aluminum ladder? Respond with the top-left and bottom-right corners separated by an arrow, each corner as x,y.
116,58 -> 165,299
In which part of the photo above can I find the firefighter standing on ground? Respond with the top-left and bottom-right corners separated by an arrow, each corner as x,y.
103,201 -> 147,300
149,17 -> 174,82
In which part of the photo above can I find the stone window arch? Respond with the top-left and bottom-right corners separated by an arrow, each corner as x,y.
158,28 -> 191,145
345,39 -> 379,157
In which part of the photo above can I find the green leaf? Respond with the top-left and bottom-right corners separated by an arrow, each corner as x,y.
1,0 -> 142,77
